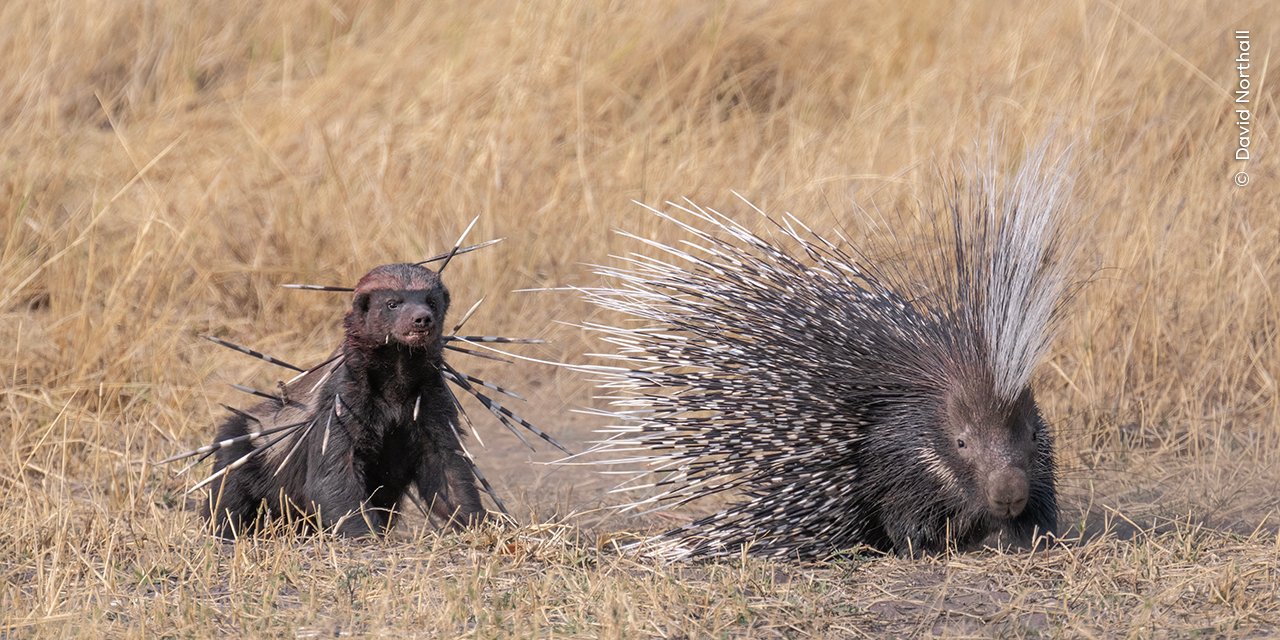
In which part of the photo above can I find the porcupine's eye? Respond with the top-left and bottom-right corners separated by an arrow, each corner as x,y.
956,438 -> 966,449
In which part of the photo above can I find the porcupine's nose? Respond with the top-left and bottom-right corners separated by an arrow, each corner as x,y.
986,467 -> 1029,518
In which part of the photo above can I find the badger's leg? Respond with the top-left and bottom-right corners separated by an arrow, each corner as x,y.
202,412 -> 270,539
305,444 -> 389,537
415,449 -> 486,530
204,473 -> 267,539
322,485 -> 391,537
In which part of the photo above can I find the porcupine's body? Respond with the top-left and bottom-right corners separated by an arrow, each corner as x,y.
580,148 -> 1077,559
203,264 -> 485,537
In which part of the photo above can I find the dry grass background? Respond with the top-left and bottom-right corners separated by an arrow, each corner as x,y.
1,0 -> 1277,637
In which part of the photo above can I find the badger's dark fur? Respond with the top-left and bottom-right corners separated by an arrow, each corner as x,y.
578,148 -> 1077,559
202,264 -> 486,537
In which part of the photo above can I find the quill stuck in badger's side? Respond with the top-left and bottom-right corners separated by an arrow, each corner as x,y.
165,233 -> 567,539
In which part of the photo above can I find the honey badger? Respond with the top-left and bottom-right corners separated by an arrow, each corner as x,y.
167,253 -> 566,539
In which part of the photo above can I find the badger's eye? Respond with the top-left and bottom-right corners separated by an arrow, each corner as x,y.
386,300 -> 400,310
956,438 -> 966,449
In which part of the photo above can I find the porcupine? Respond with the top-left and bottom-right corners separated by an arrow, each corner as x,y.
162,229 -> 568,538
576,147 -> 1079,559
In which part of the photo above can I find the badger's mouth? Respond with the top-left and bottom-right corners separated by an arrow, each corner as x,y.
397,329 -> 437,347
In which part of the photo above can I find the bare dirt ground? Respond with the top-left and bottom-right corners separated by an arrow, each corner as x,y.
2,1 -> 1278,637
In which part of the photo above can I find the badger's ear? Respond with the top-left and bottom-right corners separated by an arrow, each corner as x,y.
353,292 -> 371,314
440,287 -> 451,314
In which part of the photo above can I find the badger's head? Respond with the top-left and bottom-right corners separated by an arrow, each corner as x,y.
345,263 -> 451,351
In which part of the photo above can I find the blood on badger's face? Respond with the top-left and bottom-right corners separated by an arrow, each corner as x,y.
347,264 -> 451,350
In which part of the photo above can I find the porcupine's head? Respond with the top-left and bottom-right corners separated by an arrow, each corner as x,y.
344,263 -> 451,351
924,370 -> 1045,526
870,149 -> 1072,545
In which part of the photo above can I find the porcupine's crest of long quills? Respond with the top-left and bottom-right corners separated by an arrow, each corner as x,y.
160,219 -> 566,519
576,146 -> 1079,559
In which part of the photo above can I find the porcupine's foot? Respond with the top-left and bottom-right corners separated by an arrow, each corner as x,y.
995,488 -> 1058,551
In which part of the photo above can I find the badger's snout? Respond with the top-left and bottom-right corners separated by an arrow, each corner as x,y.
985,467 -> 1029,519
393,303 -> 438,347
409,309 -> 434,331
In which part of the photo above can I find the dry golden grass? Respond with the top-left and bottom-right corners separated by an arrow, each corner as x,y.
2,0 -> 1277,637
